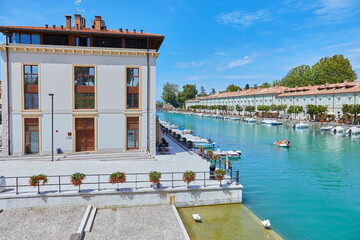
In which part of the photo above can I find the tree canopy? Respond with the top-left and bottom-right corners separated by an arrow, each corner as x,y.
226,84 -> 241,92
279,54 -> 357,87
198,86 -> 208,97
161,82 -> 179,107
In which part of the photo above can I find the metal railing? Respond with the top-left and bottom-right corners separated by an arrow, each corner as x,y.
161,129 -> 240,182
1,170 -> 239,196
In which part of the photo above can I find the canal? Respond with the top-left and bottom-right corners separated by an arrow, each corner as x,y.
158,112 -> 360,240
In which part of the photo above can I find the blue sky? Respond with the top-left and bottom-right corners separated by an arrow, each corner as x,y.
1,0 -> 360,100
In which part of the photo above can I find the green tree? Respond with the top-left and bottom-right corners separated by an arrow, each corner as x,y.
281,65 -> 312,87
161,82 -> 179,107
311,54 -> 357,85
260,82 -> 271,88
306,104 -> 318,120
235,105 -> 243,114
343,104 -> 360,124
288,105 -> 304,119
156,101 -> 163,109
317,105 -> 328,117
226,84 -> 241,92
245,106 -> 255,115
198,86 -> 208,97
177,84 -> 198,108
245,84 -> 250,90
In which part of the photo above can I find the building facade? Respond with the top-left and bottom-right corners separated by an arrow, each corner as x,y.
186,81 -> 360,120
0,14 -> 164,156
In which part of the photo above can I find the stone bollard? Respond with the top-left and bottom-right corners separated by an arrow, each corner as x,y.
0,176 -> 6,193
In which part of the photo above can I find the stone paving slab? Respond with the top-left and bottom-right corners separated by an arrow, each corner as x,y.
0,206 -> 86,240
85,205 -> 184,240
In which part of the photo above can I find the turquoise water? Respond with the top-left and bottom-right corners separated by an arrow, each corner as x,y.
158,112 -> 360,240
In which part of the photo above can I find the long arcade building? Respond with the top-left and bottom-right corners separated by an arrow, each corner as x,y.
186,81 -> 360,120
0,14 -> 164,156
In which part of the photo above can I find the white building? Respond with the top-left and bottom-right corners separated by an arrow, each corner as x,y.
0,14 -> 164,156
186,81 -> 360,121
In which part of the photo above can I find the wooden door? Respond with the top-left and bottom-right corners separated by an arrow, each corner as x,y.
75,118 -> 95,152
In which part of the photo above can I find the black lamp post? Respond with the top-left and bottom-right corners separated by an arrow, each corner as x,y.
49,94 -> 54,161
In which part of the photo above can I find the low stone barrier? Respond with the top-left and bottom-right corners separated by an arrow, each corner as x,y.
0,183 -> 242,210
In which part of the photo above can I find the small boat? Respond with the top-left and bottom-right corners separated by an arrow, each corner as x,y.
274,142 -> 290,148
293,122 -> 308,129
213,149 -> 242,157
332,126 -> 344,134
320,126 -> 333,132
192,214 -> 201,221
246,118 -> 256,123
261,219 -> 271,228
346,127 -> 360,135
183,129 -> 194,134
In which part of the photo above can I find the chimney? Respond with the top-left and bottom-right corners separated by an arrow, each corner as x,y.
60,25 -> 63,29
65,15 -> 72,30
74,14 -> 82,29
308,84 -> 311,87
52,25 -> 56,29
133,29 -> 136,34
344,80 -> 349,83
45,24 -> 48,29
126,29 -> 129,33
295,85 -> 299,88
94,16 -> 102,30
325,82 -> 329,85
250,87 -> 254,90
275,84 -> 279,87
140,29 -> 143,34
119,28 -> 123,32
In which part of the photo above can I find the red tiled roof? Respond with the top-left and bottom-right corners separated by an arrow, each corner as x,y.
277,81 -> 360,97
187,81 -> 360,102
0,25 -> 164,38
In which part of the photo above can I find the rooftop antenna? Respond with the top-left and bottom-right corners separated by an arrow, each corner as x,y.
75,0 -> 85,14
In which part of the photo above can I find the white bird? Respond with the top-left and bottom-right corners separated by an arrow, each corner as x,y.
192,214 -> 201,221
261,219 -> 271,228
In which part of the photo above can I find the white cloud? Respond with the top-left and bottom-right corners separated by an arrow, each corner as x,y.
176,60 -> 207,68
223,56 -> 252,70
216,9 -> 271,28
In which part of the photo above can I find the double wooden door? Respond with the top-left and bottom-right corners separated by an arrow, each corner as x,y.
75,118 -> 95,152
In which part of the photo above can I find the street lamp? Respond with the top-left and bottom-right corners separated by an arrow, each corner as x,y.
49,94 -> 54,161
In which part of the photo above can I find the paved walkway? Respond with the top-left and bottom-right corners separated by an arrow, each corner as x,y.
0,134 -> 215,196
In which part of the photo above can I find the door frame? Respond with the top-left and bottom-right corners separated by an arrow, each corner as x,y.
72,114 -> 97,152
22,115 -> 41,155
126,116 -> 140,150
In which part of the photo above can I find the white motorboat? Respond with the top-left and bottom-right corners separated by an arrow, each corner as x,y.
320,126 -> 333,131
262,119 -> 282,125
261,219 -> 271,228
213,149 -> 242,157
192,214 -> 201,221
293,122 -> 309,129
332,126 -> 344,134
246,118 -> 256,123
346,127 -> 360,135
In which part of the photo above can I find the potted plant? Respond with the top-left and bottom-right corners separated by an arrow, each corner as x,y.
212,154 -> 221,165
183,171 -> 196,188
149,171 -> 162,189
29,174 -> 48,187
215,169 -> 226,186
199,146 -> 205,158
70,172 -> 86,192
206,149 -> 213,158
222,159 -> 232,169
109,172 -> 126,191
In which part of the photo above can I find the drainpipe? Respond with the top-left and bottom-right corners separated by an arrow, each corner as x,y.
146,37 -> 150,152
5,33 -> 11,155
